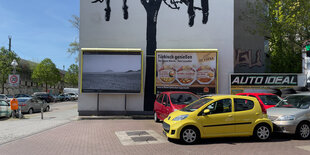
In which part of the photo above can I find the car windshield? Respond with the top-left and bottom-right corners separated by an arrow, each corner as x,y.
259,95 -> 282,105
17,99 -> 29,102
181,98 -> 213,112
276,95 -> 310,109
170,93 -> 198,105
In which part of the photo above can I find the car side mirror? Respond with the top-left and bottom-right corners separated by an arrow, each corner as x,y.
203,109 -> 210,115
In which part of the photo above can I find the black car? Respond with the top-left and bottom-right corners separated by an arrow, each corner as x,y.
14,94 -> 30,98
32,92 -> 53,103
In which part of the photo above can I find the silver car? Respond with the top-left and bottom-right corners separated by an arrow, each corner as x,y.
17,97 -> 50,114
267,94 -> 310,139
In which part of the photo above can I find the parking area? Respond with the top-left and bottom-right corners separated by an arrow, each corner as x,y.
1,119 -> 310,155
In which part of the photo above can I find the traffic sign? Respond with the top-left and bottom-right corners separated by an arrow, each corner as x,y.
8,74 -> 20,87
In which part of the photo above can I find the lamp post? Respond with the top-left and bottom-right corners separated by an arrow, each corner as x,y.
11,59 -> 20,118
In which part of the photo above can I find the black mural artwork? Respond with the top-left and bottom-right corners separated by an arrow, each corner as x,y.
163,0 -> 209,27
92,0 -> 129,21
91,0 -> 209,111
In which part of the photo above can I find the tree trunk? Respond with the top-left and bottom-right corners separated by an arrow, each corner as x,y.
46,83 -> 48,92
142,0 -> 162,111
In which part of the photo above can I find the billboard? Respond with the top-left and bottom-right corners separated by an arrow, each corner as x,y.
155,49 -> 218,95
81,48 -> 143,93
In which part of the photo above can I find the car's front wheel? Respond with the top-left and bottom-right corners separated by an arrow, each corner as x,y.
296,122 -> 310,139
253,124 -> 271,141
45,106 -> 50,112
154,112 -> 159,123
180,127 -> 200,144
28,108 -> 33,114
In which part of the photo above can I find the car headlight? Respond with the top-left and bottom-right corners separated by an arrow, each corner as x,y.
172,114 -> 188,121
174,109 -> 178,112
277,115 -> 295,121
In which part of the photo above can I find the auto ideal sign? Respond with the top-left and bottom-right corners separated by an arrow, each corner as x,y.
231,74 -> 297,86
230,74 -> 298,94
8,74 -> 20,87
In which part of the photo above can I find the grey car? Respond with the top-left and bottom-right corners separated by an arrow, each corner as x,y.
267,94 -> 310,139
17,97 -> 50,114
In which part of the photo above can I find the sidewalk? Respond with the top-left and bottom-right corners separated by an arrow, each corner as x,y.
1,119 -> 310,155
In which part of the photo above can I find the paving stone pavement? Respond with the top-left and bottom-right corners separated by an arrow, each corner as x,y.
1,118 -> 310,155
0,102 -> 78,145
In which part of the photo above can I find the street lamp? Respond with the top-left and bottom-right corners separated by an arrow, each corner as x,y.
11,59 -> 18,74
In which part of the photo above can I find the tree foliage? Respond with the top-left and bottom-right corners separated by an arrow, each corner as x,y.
32,58 -> 61,92
242,0 -> 310,73
67,15 -> 80,63
64,64 -> 78,87
0,47 -> 20,93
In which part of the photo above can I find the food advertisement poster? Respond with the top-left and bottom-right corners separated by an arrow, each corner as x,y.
81,48 -> 143,94
155,49 -> 218,95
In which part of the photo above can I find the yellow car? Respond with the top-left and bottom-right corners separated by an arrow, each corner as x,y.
163,95 -> 273,144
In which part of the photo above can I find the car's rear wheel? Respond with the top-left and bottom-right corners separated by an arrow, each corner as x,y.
45,106 -> 50,112
28,108 -> 33,114
296,122 -> 310,139
180,127 -> 200,144
253,124 -> 271,141
154,112 -> 159,123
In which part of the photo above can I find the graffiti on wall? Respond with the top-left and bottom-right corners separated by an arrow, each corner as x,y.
234,48 -> 263,68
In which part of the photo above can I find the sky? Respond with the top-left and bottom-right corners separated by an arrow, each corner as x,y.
0,0 -> 79,70
83,55 -> 141,73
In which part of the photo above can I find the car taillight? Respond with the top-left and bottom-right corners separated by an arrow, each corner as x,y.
259,103 -> 267,114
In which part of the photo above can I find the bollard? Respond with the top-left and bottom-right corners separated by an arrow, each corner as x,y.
41,106 -> 43,120
19,107 -> 21,119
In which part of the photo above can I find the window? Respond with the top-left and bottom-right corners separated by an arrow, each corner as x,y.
156,94 -> 163,103
0,101 -> 8,106
259,95 -> 281,105
234,99 -> 254,111
170,93 -> 198,105
206,99 -> 232,114
163,95 -> 170,106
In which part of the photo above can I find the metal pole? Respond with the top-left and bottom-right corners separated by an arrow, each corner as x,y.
41,105 -> 43,120
8,35 -> 11,51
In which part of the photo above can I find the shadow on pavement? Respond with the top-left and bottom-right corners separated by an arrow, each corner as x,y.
168,133 -> 294,145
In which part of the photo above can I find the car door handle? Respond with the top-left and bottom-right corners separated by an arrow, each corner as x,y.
228,115 -> 233,117
256,112 -> 260,115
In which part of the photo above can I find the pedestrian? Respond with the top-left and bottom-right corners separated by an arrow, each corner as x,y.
10,98 -> 19,118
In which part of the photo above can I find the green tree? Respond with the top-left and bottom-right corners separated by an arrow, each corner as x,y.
32,58 -> 61,92
68,15 -> 80,63
64,64 -> 78,87
242,0 -> 310,73
0,47 -> 20,93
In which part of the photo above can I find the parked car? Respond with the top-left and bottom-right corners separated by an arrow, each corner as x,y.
0,94 -> 9,102
267,94 -> 310,139
32,92 -> 53,103
163,95 -> 273,144
68,93 -> 78,100
51,94 -> 60,102
236,93 -> 282,109
154,91 -> 199,122
17,97 -> 50,114
58,93 -> 71,101
0,100 -> 12,118
14,94 -> 30,98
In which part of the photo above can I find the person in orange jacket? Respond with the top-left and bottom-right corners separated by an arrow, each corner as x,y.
10,98 -> 19,118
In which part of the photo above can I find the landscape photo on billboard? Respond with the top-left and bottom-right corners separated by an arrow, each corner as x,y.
82,51 -> 142,93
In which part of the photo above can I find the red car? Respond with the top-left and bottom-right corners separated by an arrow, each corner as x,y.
154,91 -> 199,122
236,93 -> 282,109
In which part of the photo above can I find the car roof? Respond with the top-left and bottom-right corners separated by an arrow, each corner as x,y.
236,93 -> 276,96
202,95 -> 257,100
17,97 -> 32,99
161,91 -> 196,95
